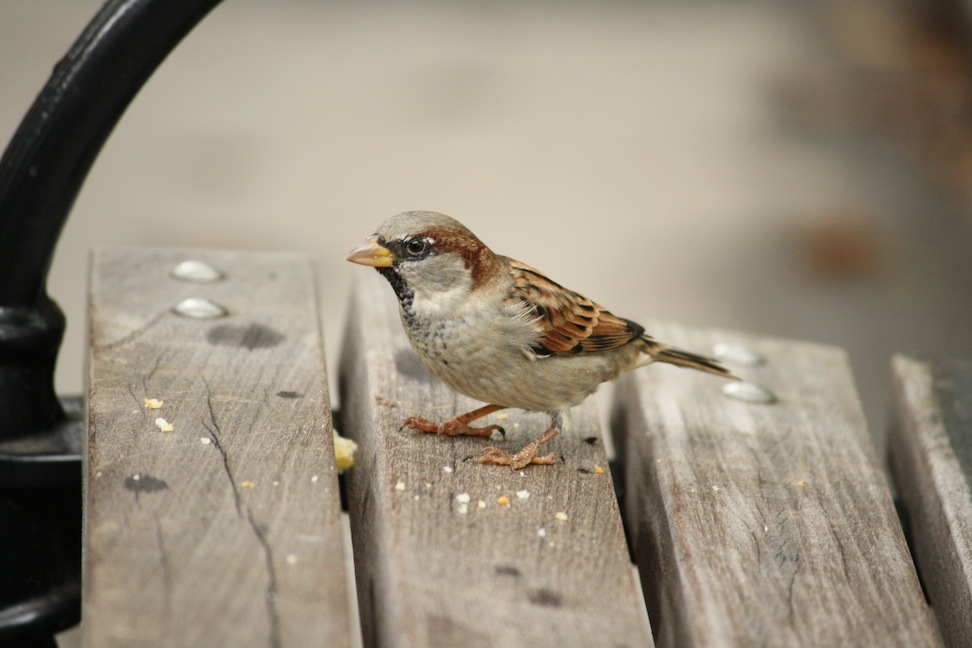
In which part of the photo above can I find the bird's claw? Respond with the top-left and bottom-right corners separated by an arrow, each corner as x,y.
401,416 -> 437,434
475,446 -> 560,470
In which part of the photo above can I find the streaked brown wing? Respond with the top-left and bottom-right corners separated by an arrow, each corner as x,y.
507,258 -> 642,356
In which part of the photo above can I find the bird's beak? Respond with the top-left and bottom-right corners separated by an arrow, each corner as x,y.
345,236 -> 397,268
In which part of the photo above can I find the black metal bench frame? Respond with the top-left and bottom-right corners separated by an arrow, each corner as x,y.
0,1 -> 222,642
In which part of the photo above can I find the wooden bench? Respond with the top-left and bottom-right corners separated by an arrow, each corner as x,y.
83,246 -> 966,647
889,355 -> 972,648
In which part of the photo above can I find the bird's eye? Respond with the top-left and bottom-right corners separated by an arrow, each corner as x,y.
405,238 -> 427,256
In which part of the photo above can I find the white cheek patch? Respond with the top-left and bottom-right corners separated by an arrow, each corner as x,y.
411,284 -> 469,318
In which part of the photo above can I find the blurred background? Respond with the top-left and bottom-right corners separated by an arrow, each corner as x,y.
3,0 -> 972,463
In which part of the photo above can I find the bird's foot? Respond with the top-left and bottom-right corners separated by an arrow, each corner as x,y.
476,446 -> 560,470
402,415 -> 504,438
475,425 -> 561,470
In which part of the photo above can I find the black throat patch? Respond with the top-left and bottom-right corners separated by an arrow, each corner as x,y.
377,266 -> 415,320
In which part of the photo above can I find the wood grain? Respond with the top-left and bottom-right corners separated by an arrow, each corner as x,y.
889,354 -> 972,648
611,324 -> 939,648
85,248 -> 351,647
338,272 -> 653,648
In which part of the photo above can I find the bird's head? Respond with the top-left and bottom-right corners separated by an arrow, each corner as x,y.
346,211 -> 500,311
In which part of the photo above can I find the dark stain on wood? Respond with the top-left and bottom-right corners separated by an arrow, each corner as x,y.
276,391 -> 302,399
207,323 -> 285,350
494,565 -> 521,578
123,474 -> 168,494
528,588 -> 562,608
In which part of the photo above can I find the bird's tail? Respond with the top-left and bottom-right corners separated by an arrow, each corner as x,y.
643,341 -> 737,380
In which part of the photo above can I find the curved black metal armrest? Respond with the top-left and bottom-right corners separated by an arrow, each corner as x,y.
0,0 -> 222,641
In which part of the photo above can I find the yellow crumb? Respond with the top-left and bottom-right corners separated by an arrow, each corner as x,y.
555,511 -> 568,522
497,495 -> 510,507
594,464 -> 604,474
797,480 -> 806,488
144,398 -> 164,409
495,412 -> 508,420
241,480 -> 255,488
154,417 -> 173,433
334,432 -> 358,473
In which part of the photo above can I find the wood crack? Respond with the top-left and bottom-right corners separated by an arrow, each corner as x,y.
202,389 -> 243,518
246,507 -> 282,648
203,386 -> 281,647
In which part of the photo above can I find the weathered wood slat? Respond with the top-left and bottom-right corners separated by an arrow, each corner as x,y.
611,325 -> 939,648
85,247 -> 351,647
339,272 -> 653,648
889,354 -> 972,648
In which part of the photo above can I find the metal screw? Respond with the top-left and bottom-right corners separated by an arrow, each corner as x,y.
712,343 -> 765,367
170,260 -> 224,283
722,381 -> 776,404
173,298 -> 227,319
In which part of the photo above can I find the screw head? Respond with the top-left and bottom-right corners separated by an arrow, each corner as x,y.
171,260 -> 224,283
722,381 -> 776,404
173,297 -> 227,319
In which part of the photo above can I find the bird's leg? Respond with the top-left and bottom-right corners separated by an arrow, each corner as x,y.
403,403 -> 506,437
476,426 -> 561,470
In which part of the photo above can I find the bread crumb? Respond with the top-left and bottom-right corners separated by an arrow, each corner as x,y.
594,464 -> 604,474
477,500 -> 486,509
538,528 -> 546,538
285,554 -> 298,565
456,493 -> 471,503
334,433 -> 358,473
516,490 -> 530,500
200,437 -> 211,445
498,495 -> 510,507
154,417 -> 173,433
443,466 -> 454,474
144,398 -> 164,409
797,480 -> 806,488
242,480 -> 255,488
555,511 -> 568,522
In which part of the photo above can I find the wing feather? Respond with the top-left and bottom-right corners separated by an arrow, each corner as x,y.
507,258 -> 642,357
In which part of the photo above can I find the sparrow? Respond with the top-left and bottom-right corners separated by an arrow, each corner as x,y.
346,211 -> 735,470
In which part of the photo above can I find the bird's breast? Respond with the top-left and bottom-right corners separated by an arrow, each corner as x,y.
399,307 -> 633,412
